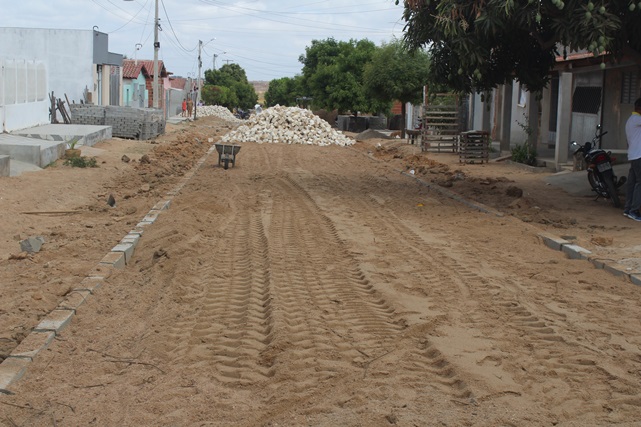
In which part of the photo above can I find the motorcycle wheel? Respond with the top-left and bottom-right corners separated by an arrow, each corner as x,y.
587,171 -> 604,195
602,170 -> 622,208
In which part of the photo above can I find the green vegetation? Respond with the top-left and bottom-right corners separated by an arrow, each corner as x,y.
511,143 -> 537,166
363,39 -> 430,136
264,76 -> 304,107
64,156 -> 98,168
202,63 -> 258,110
298,38 -> 389,114
399,0 -> 641,94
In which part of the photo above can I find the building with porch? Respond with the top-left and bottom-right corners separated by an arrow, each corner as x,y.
469,50 -> 641,170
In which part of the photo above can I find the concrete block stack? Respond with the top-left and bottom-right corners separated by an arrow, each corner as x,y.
69,104 -> 106,126
70,105 -> 165,140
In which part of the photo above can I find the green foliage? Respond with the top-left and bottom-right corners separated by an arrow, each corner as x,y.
511,143 -> 537,166
265,76 -> 304,107
203,63 -> 257,110
67,137 -> 80,150
512,113 -> 537,165
363,39 -> 430,110
400,0 -> 641,94
299,38 -> 387,114
64,156 -> 98,168
202,85 -> 237,109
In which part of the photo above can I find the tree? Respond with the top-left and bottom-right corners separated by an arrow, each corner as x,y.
203,63 -> 257,110
202,85 -> 237,109
299,38 -> 387,114
363,39 -> 430,137
264,76 -> 304,107
399,0 -> 641,94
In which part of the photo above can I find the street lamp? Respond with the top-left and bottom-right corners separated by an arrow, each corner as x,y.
125,0 -> 159,109
213,51 -> 227,70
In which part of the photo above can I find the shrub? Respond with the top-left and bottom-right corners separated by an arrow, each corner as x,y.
64,156 -> 98,168
511,143 -> 537,166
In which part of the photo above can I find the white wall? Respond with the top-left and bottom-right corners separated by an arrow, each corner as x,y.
0,28 -> 94,132
510,83 -> 529,145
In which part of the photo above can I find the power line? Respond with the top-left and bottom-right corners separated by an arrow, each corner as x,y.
160,0 -> 198,53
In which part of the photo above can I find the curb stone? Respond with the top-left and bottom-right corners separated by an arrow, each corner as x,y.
537,232 -> 635,284
0,139 -> 218,394
561,244 -> 592,260
356,148 -> 637,287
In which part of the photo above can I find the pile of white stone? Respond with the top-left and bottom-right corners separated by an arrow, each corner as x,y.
221,105 -> 354,146
196,105 -> 242,122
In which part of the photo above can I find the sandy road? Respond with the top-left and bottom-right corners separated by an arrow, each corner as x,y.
2,139 -> 641,426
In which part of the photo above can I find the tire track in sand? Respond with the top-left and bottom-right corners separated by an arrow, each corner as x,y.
290,166 -> 640,415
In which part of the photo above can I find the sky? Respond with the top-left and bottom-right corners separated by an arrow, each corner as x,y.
2,0 -> 407,82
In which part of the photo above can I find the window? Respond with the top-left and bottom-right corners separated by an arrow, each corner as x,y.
572,86 -> 602,114
621,71 -> 639,104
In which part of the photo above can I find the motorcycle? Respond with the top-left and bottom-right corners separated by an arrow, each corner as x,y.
234,109 -> 250,120
570,125 -> 626,208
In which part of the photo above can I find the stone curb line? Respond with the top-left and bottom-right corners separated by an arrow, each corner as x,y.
402,159 -> 641,286
537,232 -> 641,286
358,149 -> 640,285
0,143 -> 219,394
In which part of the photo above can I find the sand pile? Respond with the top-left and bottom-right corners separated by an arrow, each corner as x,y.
221,106 -> 353,146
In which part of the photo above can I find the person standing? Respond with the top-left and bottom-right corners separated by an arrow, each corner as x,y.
624,97 -> 641,221
186,97 -> 194,118
181,99 -> 187,117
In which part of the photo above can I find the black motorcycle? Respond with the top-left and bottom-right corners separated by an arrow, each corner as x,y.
234,109 -> 250,120
570,125 -> 626,208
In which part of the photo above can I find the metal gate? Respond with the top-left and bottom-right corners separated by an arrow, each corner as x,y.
109,66 -> 120,106
570,71 -> 603,146
133,83 -> 144,107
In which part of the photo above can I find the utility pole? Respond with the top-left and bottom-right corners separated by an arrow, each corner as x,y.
223,59 -> 233,65
152,0 -> 159,109
195,39 -> 202,120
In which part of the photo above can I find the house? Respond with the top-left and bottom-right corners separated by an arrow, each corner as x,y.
122,60 -> 150,108
0,27 -> 124,132
134,59 -> 168,110
468,50 -> 641,170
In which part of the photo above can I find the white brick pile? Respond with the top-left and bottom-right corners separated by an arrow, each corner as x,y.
197,105 -> 242,122
221,106 -> 354,146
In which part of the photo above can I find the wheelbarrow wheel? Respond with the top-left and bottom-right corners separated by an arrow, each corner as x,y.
223,158 -> 230,170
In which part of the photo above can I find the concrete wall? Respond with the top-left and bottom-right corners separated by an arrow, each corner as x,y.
0,28 -> 94,132
509,84 -> 530,145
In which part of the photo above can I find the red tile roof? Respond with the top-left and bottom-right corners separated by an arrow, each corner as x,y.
122,60 -> 149,79
122,59 -> 169,79
138,60 -> 169,77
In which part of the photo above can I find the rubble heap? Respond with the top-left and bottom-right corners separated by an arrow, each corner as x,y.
221,106 -> 354,146
196,105 -> 242,123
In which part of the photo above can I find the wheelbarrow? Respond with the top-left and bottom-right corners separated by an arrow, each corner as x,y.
214,143 -> 241,169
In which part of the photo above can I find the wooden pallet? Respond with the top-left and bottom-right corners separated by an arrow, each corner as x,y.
459,131 -> 490,164
421,105 -> 460,152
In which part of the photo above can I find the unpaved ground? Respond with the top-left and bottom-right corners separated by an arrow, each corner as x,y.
2,117 -> 641,426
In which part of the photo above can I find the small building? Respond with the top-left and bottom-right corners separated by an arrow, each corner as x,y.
0,27 -> 124,132
122,60 -> 150,108
133,59 -> 168,110
468,49 -> 641,169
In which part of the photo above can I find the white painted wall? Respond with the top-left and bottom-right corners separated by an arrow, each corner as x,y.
0,28 -> 94,132
510,84 -> 529,145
